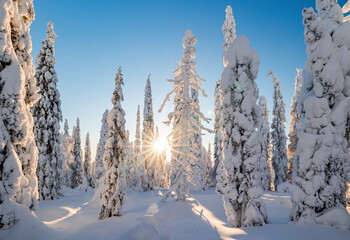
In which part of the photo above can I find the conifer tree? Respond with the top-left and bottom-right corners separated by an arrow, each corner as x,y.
220,35 -> 267,227
125,130 -> 136,189
99,67 -> 126,219
61,119 -> 74,187
205,143 -> 213,186
70,119 -> 83,188
83,132 -> 92,187
33,21 -> 63,200
291,1 -> 350,223
159,30 -> 211,201
142,74 -> 155,191
0,0 -> 40,212
154,127 -> 168,188
268,71 -> 288,188
287,69 -> 303,180
134,105 -> 143,190
94,110 -> 108,188
258,96 -> 273,190
213,5 -> 237,184
0,116 -> 23,229
190,87 -> 205,191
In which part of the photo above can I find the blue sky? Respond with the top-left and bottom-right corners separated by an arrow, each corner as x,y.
30,0 -> 348,159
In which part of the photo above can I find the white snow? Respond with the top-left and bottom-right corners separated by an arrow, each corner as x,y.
1,188 -> 349,240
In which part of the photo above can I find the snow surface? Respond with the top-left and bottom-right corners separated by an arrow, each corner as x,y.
1,188 -> 349,240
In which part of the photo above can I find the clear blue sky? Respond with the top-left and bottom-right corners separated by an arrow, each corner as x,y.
30,0 -> 348,159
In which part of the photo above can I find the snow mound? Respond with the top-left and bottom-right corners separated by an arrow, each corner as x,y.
277,182 -> 293,193
316,207 -> 350,231
121,222 -> 159,240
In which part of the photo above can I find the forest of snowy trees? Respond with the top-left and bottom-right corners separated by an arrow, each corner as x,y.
1,0 -> 350,236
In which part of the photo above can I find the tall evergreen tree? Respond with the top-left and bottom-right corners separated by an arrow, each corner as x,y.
287,69 -> 303,181
0,0 -> 41,212
159,30 -> 211,201
142,74 -> 155,191
61,119 -> 74,187
268,71 -> 288,188
291,0 -> 350,223
190,87 -> 205,191
204,143 -> 213,186
258,96 -> 273,191
94,110 -> 108,188
125,130 -> 136,189
154,127 -> 168,188
99,67 -> 126,219
83,132 -> 92,187
220,35 -> 267,227
33,21 -> 63,200
213,5 -> 237,185
134,105 -> 143,190
70,118 -> 83,188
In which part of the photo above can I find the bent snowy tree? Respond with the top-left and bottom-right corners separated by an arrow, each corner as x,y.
99,67 -> 126,219
220,35 -> 267,228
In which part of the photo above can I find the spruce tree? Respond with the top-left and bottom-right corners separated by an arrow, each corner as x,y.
0,116 -> 23,229
70,118 -> 83,188
0,0 -> 40,212
142,74 -> 155,191
99,67 -> 126,219
83,132 -> 92,187
258,96 -> 273,190
33,21 -> 63,200
94,110 -> 108,188
61,119 -> 74,187
213,5 -> 237,184
205,143 -> 212,186
220,35 -> 267,227
268,71 -> 288,188
154,127 -> 168,188
134,105 -> 143,190
291,1 -> 350,223
287,69 -> 303,181
190,87 -> 205,191
159,30 -> 211,201
125,130 -> 136,189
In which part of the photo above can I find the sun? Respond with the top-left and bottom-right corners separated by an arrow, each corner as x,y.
153,137 -> 169,154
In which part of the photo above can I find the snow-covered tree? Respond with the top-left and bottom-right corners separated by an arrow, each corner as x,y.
0,116 -> 23,229
213,5 -> 237,185
291,1 -> 350,223
258,96 -> 273,191
33,21 -> 63,200
83,132 -> 92,187
220,35 -> 267,227
125,130 -> 136,189
61,119 -> 74,187
134,105 -> 144,190
70,119 -> 83,188
94,110 -> 108,188
141,74 -> 155,191
287,69 -> 303,180
159,30 -> 211,201
99,67 -> 126,219
204,143 -> 213,186
0,0 -> 40,212
222,5 -> 236,57
190,87 -> 205,191
268,71 -> 288,188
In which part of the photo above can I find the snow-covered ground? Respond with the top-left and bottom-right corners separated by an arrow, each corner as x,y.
1,188 -> 349,240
